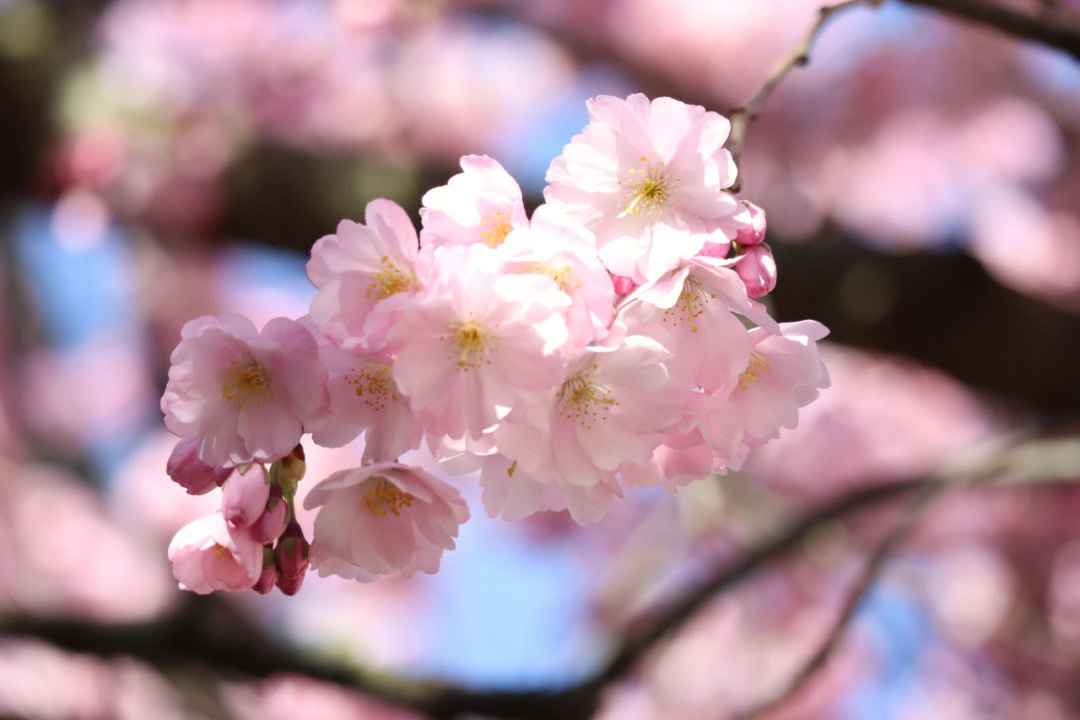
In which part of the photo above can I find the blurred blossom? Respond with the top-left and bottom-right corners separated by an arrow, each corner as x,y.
743,345 -> 1000,501
923,542 -> 1015,648
0,639 -> 187,720
110,429 -> 222,543
19,337 -> 156,460
0,460 -> 174,621
50,188 -> 112,251
1049,538 -> 1080,647
969,186 -> 1080,312
224,673 -> 428,720
394,19 -> 576,162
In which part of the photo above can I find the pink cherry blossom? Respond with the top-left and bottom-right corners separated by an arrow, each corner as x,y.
161,314 -> 329,467
545,94 -> 750,283
166,437 -> 232,495
482,332 -> 691,522
620,260 -> 754,394
419,154 -> 529,249
726,320 -> 830,446
167,514 -> 262,594
303,462 -> 469,579
222,464 -> 270,528
479,452 -> 621,525
389,244 -> 569,441
306,340 -> 420,462
307,199 -> 427,351
499,203 -> 616,350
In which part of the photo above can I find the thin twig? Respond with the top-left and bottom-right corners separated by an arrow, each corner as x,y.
725,0 -> 878,190
734,480 -> 945,719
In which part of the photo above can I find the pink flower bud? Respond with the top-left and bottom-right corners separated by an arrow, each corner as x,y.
735,201 -> 767,246
252,548 -> 277,594
276,568 -> 305,595
697,240 -> 730,259
276,520 -> 310,581
611,274 -> 636,296
735,244 -> 777,298
166,437 -> 232,495
253,485 -> 288,545
222,464 -> 270,528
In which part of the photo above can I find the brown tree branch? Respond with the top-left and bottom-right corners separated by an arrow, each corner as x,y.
898,0 -> 1080,59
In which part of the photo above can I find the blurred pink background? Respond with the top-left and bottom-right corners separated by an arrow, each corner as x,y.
1,0 -> 1079,717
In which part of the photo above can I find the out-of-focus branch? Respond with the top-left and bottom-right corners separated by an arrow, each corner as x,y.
898,0 -> 1080,59
0,478 -> 931,720
725,0 -> 878,190
734,481 -> 945,719
3,435 -> 1078,719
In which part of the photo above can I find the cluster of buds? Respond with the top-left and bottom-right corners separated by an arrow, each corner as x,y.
167,444 -> 309,595
160,94 -> 829,594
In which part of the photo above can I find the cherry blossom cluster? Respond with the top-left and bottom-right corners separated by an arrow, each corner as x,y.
160,94 -> 829,595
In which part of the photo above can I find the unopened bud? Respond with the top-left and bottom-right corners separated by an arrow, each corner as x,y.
253,484 -> 288,545
611,274 -> 635,296
252,547 -> 276,594
276,567 -> 305,596
735,243 -> 777,298
735,201 -> 767,246
223,464 -> 270,528
166,437 -> 232,495
276,521 -> 310,580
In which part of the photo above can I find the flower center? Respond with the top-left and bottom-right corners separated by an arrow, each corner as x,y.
221,359 -> 271,407
524,262 -> 579,293
346,363 -> 396,411
363,476 -> 415,516
621,160 -> 678,217
450,320 -> 489,369
368,256 -> 417,299
559,365 -> 618,428
663,276 -> 714,333
738,352 -> 769,390
480,211 -> 514,247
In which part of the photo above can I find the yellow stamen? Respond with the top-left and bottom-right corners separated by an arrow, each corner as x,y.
368,256 -> 417,299
221,359 -> 271,407
559,364 -> 618,428
738,352 -> 770,390
345,363 -> 396,411
451,320 -> 488,368
480,211 -> 514,247
523,263 -> 579,293
620,160 -> 678,217
662,276 -> 714,333
363,476 -> 415,517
